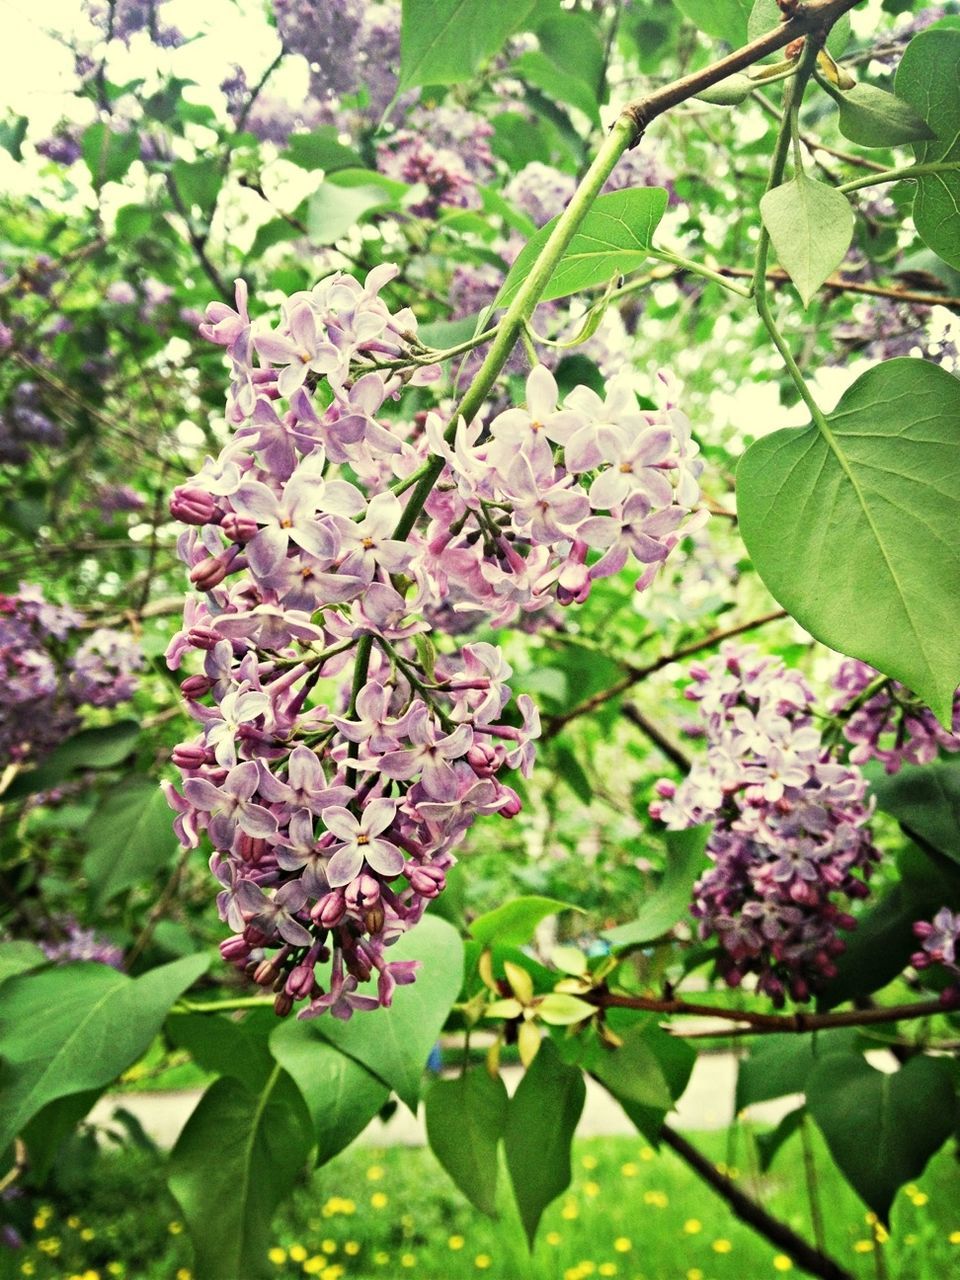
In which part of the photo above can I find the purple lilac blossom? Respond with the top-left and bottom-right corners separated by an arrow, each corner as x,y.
829,658 -> 960,773
912,907 -> 960,1002
39,917 -> 124,969
167,265 -> 701,1019
651,644 -> 880,1005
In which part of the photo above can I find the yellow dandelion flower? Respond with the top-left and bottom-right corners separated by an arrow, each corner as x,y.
643,1191 -> 668,1208
582,1154 -> 599,1170
31,1216 -> 45,1230
613,1237 -> 631,1252
585,1181 -> 601,1198
323,1268 -> 344,1280
773,1256 -> 792,1272
712,1239 -> 733,1254
289,1245 -> 308,1263
599,1266 -> 617,1278
563,1269 -> 580,1280
175,1272 -> 191,1280
904,1234 -> 918,1246
577,1265 -> 596,1276
449,1236 -> 465,1251
80,1228 -> 95,1242
38,1238 -> 61,1256
546,1232 -> 563,1246
687,1270 -> 704,1280
905,1184 -> 919,1197
168,1221 -> 184,1235
949,1230 -> 960,1245
640,1147 -> 654,1161
366,1165 -> 385,1181
621,1162 -> 638,1178
562,1201 -> 580,1220
475,1255 -> 492,1270
268,1248 -> 287,1265
344,1242 -> 360,1256
865,1211 -> 878,1225
302,1258 -> 324,1275
401,1254 -> 416,1269
321,1240 -> 337,1255
107,1266 -> 124,1278
20,1265 -> 35,1278
874,1225 -> 889,1244
370,1192 -> 389,1210
82,1273 -> 100,1280
911,1192 -> 929,1207
853,1240 -> 874,1254
374,1252 -> 390,1265
683,1218 -> 702,1234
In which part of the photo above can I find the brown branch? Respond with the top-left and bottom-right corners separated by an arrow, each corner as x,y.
719,266 -> 960,308
591,989 -> 949,1034
621,704 -> 692,772
660,1125 -> 855,1280
542,609 -> 787,740
166,173 -> 232,304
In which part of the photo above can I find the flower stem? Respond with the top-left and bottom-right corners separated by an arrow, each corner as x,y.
838,160 -> 960,195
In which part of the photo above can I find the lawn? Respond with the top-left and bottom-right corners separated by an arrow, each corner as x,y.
7,1122 -> 960,1280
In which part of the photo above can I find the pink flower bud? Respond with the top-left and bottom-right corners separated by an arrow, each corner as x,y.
170,486 -> 217,524
180,674 -> 213,699
187,626 -> 222,651
221,512 -> 259,543
190,553 -> 230,591
171,742 -> 209,769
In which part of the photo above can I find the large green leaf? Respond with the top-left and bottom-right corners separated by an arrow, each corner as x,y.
398,0 -> 537,91
504,1038 -> 585,1247
82,123 -> 139,188
171,159 -> 223,218
0,954 -> 208,1151
872,758 -> 960,863
168,1070 -> 312,1280
535,12 -> 604,96
168,1009 -> 276,1093
896,27 -> 960,269
735,1030 -> 859,1110
82,777 -> 180,908
307,180 -> 401,244
675,0 -> 752,45
2,721 -> 140,801
282,129 -> 361,173
613,1024 -> 696,1145
760,172 -> 854,307
589,1023 -> 672,1110
312,916 -> 463,1112
425,1068 -> 509,1216
269,1023 -> 389,1165
737,359 -> 960,725
496,188 -> 668,309
603,826 -> 711,949
806,1053 -> 957,1221
511,51 -> 601,127
470,896 -> 583,948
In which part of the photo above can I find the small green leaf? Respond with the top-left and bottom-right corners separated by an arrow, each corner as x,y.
603,826 -> 711,949
470,896 -> 584,948
537,993 -> 595,1026
398,0 -> 537,92
82,778 -> 180,908
425,1068 -> 509,1216
82,123 -> 139,188
307,181 -> 399,244
676,0 -> 752,46
756,1106 -> 804,1171
0,954 -> 208,1151
282,129 -> 361,172
496,188 -> 668,309
896,27 -> 960,269
825,80 -> 935,148
504,1038 -> 585,1247
0,115 -> 28,161
169,1069 -> 312,1280
312,916 -> 463,1112
270,1025 -> 389,1165
614,1026 -> 696,1145
590,1024 -> 673,1110
806,1053 -> 957,1222
0,941 -> 46,987
760,172 -> 854,307
535,13 -> 604,95
695,73 -> 755,105
511,51 -> 601,127
171,159 -> 223,217
737,359 -> 960,725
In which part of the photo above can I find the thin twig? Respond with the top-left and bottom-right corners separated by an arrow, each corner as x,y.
720,265 -> 960,308
621,704 -> 692,772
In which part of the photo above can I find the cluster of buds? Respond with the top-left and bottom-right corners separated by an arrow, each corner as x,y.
651,645 -> 879,1005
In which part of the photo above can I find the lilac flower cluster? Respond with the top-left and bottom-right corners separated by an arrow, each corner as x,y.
829,659 -> 960,774
377,106 -> 495,217
0,586 -> 142,769
273,0 -> 367,101
84,0 -> 184,47
167,260 -> 701,1016
603,147 -> 676,203
220,65 -> 329,146
912,907 -> 960,1001
651,645 -> 880,1005
39,917 -> 124,969
832,294 -> 958,368
504,163 -> 577,229
164,267 -> 543,1019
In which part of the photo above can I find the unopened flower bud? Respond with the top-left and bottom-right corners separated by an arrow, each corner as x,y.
172,742 -> 208,769
170,486 -> 217,524
190,553 -> 230,591
187,626 -> 222,651
274,992 -> 294,1017
180,674 -> 213,699
221,512 -> 259,543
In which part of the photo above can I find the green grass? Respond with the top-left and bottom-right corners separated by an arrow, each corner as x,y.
6,1126 -> 960,1280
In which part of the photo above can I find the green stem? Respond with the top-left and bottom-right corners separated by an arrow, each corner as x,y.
650,248 -> 752,297
838,161 -> 960,195
173,996 -> 276,1013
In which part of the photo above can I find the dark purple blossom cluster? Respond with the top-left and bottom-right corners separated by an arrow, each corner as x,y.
651,645 -> 880,1005
0,586 -> 142,769
0,382 -> 62,466
166,264 -> 700,1018
829,659 -> 960,774
376,106 -> 495,217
